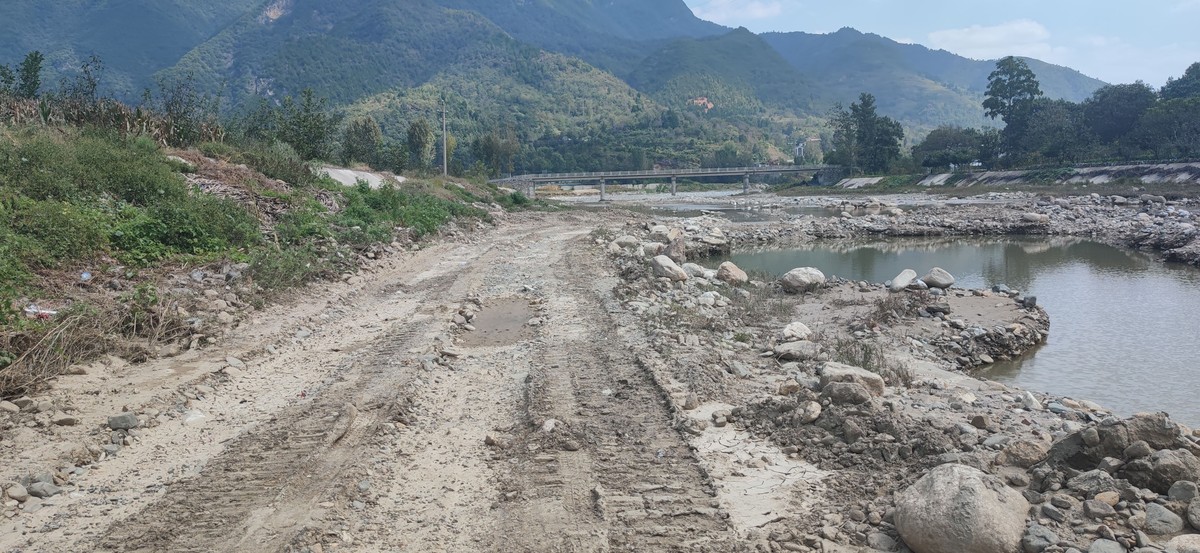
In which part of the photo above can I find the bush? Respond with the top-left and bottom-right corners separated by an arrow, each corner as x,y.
198,141 -> 236,160
249,245 -> 330,295
8,198 -> 110,263
111,195 -> 259,265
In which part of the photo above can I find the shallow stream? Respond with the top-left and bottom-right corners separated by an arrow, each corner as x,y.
723,238 -> 1200,425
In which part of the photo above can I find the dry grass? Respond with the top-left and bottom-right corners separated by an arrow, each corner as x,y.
830,338 -> 914,387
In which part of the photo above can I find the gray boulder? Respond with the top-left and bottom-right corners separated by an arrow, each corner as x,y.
780,267 -> 825,293
1145,502 -> 1185,535
108,412 -> 140,430
1022,524 -> 1057,553
819,361 -> 886,396
1189,496 -> 1200,531
1169,535 -> 1200,553
651,255 -> 688,282
1089,539 -> 1124,553
889,269 -> 918,293
27,482 -> 61,498
823,382 -> 872,405
1125,449 -> 1200,494
922,267 -> 956,289
895,464 -> 1029,553
715,261 -> 749,284
774,340 -> 822,361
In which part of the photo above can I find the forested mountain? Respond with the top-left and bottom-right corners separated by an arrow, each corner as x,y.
1,0 -> 1121,171
762,28 -> 1107,130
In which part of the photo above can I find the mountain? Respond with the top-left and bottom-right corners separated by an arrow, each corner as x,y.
762,28 -> 1108,129
626,27 -> 818,118
0,0 -> 262,98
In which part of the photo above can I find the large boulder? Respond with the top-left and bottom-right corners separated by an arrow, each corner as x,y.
819,362 -> 885,396
997,440 -> 1050,469
823,382 -> 872,405
922,268 -> 956,289
651,255 -> 688,282
1145,502 -> 1185,535
1168,535 -> 1200,553
715,261 -> 749,284
895,464 -> 1030,553
1124,449 -> 1200,494
779,322 -> 813,342
774,340 -> 822,361
888,269 -> 918,293
780,267 -> 825,294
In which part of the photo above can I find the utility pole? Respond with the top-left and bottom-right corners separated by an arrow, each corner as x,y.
441,99 -> 448,177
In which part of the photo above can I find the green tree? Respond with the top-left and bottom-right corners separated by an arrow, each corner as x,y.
983,56 -> 1043,127
342,117 -> 384,167
280,89 -> 341,161
471,132 -> 519,177
1018,99 -> 1090,164
850,93 -> 903,173
1161,62 -> 1200,101
912,126 -> 983,170
1083,82 -> 1158,143
1135,97 -> 1200,158
16,51 -> 43,99
0,64 -> 15,96
406,119 -> 436,171
825,103 -> 858,170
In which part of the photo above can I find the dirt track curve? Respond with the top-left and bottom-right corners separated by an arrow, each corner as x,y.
8,212 -> 742,552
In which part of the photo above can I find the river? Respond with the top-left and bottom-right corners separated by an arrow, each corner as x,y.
723,237 -> 1200,425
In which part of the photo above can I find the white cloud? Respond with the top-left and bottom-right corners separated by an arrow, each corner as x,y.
927,19 -> 1068,63
691,0 -> 784,23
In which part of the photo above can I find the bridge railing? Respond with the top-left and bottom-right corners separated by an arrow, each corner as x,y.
492,165 -> 832,183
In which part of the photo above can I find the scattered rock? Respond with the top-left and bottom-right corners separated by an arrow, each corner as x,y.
52,414 -> 79,426
922,268 -> 956,289
1170,481 -> 1200,502
1022,524 -> 1057,553
780,267 -> 825,294
823,382 -> 872,405
779,322 -> 813,342
715,261 -> 749,284
651,255 -> 689,282
888,269 -> 918,293
1022,213 -> 1051,224
775,340 -> 822,361
1126,449 -> 1200,494
1189,496 -> 1200,530
894,464 -> 1029,553
1168,535 -> 1200,553
27,482 -> 61,499
1145,502 -> 1185,535
108,413 -> 140,430
818,362 -> 885,397
797,401 -> 822,424
0,401 -> 18,413
998,440 -> 1050,468
1088,539 -> 1125,553
5,483 -> 29,502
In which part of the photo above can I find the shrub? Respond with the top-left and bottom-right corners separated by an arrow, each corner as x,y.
8,198 -> 109,263
249,245 -> 330,296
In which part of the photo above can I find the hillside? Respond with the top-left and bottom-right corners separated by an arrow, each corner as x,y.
0,0 -> 262,99
762,28 -> 1108,129
627,28 -> 818,118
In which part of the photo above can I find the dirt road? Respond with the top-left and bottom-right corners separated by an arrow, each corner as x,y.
1,213 -> 745,552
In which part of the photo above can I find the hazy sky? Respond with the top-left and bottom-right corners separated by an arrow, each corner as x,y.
682,0 -> 1199,87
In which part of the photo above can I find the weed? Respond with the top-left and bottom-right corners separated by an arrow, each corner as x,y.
830,338 -> 914,387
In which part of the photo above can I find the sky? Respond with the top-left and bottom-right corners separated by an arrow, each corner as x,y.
682,0 -> 1199,87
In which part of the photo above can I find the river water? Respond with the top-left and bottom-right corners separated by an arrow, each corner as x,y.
724,238 -> 1200,425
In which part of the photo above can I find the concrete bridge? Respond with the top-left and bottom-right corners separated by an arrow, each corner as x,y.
490,165 -> 838,200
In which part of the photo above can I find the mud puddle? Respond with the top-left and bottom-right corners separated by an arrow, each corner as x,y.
458,297 -> 536,348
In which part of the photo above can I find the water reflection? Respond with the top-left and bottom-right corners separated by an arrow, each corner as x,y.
723,238 -> 1200,425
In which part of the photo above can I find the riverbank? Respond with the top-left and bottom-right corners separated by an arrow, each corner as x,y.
597,212 -> 1200,552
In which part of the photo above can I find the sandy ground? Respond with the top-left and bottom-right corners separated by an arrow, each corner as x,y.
0,211 -> 766,552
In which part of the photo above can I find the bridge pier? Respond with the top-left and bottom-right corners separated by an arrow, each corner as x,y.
599,178 -> 606,202
743,174 -> 750,193
670,176 -> 677,196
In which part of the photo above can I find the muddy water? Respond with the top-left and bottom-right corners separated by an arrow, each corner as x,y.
458,297 -> 535,348
724,238 -> 1200,425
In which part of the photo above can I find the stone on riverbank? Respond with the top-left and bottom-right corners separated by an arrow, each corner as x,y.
895,464 -> 1029,553
779,322 -> 813,342
780,267 -> 825,293
819,362 -> 885,396
774,340 -> 822,361
715,261 -> 748,284
1167,535 -> 1200,553
651,256 -> 688,282
922,267 -> 956,289
888,269 -> 917,292
1125,449 -> 1200,494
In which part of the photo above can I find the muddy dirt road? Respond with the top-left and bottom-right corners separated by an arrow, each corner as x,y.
1,213 -> 743,552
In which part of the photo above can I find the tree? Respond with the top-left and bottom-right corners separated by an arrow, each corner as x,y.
983,56 -> 1043,127
406,118 -> 436,171
912,126 -> 983,170
0,64 -> 15,96
1083,82 -> 1157,143
1161,62 -> 1200,101
279,89 -> 341,161
342,117 -> 383,167
1018,99 -> 1091,164
60,55 -> 105,104
471,132 -> 519,177
1134,98 -> 1200,158
850,93 -> 904,173
825,103 -> 857,170
16,51 -> 43,99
